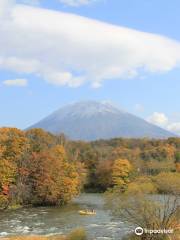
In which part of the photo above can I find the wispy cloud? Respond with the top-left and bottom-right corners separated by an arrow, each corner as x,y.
0,1 -> 180,88
58,0 -> 99,7
3,79 -> 28,87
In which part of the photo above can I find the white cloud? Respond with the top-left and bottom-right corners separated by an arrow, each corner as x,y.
0,0 -> 15,20
167,123 -> 180,135
19,0 -> 40,6
0,1 -> 180,88
148,112 -> 168,127
0,57 -> 40,73
3,78 -> 28,87
148,112 -> 180,135
58,0 -> 98,7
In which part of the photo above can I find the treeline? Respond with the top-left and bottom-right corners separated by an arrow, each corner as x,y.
0,127 -> 180,209
69,137 -> 180,192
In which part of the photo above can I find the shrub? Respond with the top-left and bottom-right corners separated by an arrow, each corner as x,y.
122,233 -> 170,240
126,176 -> 157,194
121,234 -> 140,240
0,194 -> 9,209
66,228 -> 87,240
153,172 -> 180,194
107,184 -> 179,240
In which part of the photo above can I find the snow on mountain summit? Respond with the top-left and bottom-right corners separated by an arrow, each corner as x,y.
28,101 -> 176,140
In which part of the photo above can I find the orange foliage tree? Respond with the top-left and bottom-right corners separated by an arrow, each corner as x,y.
0,128 -> 29,207
0,128 -> 84,208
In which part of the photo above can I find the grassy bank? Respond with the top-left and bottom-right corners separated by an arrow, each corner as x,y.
1,228 -> 87,240
1,237 -> 66,240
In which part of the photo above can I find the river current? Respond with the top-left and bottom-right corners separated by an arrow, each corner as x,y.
0,193 -> 132,239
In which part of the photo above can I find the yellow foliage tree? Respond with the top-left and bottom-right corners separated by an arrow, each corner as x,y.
51,145 -> 81,204
112,158 -> 133,190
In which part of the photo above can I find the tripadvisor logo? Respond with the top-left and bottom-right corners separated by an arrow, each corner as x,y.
135,227 -> 143,236
135,227 -> 174,236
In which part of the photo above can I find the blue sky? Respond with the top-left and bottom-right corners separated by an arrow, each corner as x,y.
0,0 -> 180,134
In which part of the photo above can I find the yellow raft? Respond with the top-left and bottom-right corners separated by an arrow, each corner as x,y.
79,210 -> 96,216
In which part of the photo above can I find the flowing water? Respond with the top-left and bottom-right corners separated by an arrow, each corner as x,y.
0,193 -> 132,239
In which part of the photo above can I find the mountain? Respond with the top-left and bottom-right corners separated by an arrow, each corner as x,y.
28,101 -> 176,140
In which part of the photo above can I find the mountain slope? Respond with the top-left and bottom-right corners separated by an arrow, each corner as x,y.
28,101 -> 176,140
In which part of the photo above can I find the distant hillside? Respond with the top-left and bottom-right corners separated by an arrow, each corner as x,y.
28,101 -> 176,140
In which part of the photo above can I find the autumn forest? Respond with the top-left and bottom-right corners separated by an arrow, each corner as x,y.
0,127 -> 180,210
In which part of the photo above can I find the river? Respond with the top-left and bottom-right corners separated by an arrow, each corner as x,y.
0,193 -> 132,239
